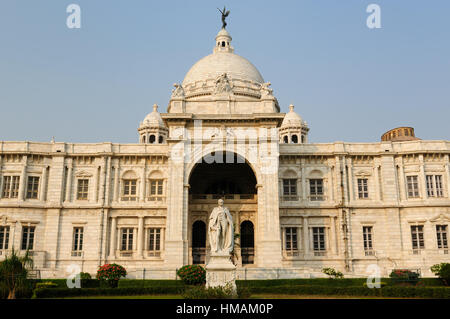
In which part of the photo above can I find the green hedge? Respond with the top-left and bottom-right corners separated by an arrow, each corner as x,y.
236,278 -> 371,288
32,286 -> 182,299
31,279 -> 100,289
118,279 -> 185,288
248,285 -> 450,298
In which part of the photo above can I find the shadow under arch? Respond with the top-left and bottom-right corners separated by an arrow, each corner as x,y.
188,151 -> 258,195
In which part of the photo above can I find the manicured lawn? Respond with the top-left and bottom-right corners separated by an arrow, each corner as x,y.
251,294 -> 425,299
59,294 -> 426,299
61,294 -> 183,299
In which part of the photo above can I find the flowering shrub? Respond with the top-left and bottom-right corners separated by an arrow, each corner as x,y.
389,269 -> 420,285
97,264 -> 127,288
430,263 -> 450,286
177,265 -> 206,285
322,267 -> 344,279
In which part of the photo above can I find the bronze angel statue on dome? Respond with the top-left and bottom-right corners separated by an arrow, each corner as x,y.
218,6 -> 230,29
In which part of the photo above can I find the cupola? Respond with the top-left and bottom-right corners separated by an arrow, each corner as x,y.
280,104 -> 309,144
138,104 -> 168,144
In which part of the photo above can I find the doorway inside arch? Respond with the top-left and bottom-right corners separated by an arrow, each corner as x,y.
188,151 -> 258,266
240,221 -> 255,264
192,220 -> 206,264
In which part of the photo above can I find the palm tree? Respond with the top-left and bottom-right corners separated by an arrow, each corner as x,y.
0,249 -> 33,299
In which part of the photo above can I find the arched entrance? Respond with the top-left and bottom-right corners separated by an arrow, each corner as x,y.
188,151 -> 258,266
192,220 -> 206,264
240,221 -> 254,265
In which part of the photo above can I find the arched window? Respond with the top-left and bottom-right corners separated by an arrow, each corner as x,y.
192,221 -> 206,264
149,135 -> 156,144
283,136 -> 288,143
148,170 -> 164,201
122,170 -> 138,201
301,135 -> 305,143
240,221 -> 254,264
221,41 -> 225,47
291,135 -> 298,144
158,135 -> 164,144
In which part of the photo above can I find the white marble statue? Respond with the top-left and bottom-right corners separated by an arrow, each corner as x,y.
208,199 -> 234,255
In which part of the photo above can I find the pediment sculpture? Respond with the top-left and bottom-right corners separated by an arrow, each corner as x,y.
214,73 -> 234,95
171,83 -> 185,99
260,82 -> 273,97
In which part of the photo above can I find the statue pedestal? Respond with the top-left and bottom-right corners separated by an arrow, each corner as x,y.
205,252 -> 237,294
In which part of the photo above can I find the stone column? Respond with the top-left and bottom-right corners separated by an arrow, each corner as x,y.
104,157 -> 112,205
64,160 -> 73,202
445,155 -> 450,198
419,155 -> 427,198
0,155 -> 3,196
99,157 -> 107,204
39,165 -> 48,201
18,155 -> 28,201
347,157 -> 354,202
341,156 -> 349,203
113,162 -> 120,202
280,227 -> 285,254
301,158 -> 307,201
327,165 -> 334,202
93,164 -> 100,203
373,162 -> 381,201
398,157 -> 406,201
303,217 -> 309,254
139,165 -> 146,202
137,216 -> 144,258
330,216 -> 337,255
109,217 -> 117,258
164,154 -> 188,268
43,209 -> 61,269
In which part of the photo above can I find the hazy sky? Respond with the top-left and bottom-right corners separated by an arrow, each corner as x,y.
0,0 -> 449,144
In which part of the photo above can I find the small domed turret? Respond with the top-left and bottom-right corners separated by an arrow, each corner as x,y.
280,104 -> 309,144
138,104 -> 168,144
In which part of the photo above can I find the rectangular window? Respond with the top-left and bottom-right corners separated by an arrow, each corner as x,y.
149,180 -> 164,201
411,225 -> 424,252
312,227 -> 326,252
406,175 -> 419,198
2,176 -> 20,198
309,179 -> 324,201
120,228 -> 134,251
77,179 -> 89,200
26,176 -> 40,199
282,179 -> 297,200
363,226 -> 374,255
21,226 -> 35,250
436,225 -> 448,249
122,180 -> 137,201
0,226 -> 10,250
72,227 -> 84,252
148,228 -> 161,251
426,175 -> 443,198
285,227 -> 298,251
357,178 -> 369,199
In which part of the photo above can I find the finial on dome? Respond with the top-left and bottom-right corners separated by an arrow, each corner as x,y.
153,104 -> 158,112
218,6 -> 230,29
289,104 -> 295,112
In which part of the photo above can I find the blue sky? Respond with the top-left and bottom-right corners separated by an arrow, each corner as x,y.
0,0 -> 449,143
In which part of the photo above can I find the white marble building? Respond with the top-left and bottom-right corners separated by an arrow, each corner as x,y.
0,27 -> 449,279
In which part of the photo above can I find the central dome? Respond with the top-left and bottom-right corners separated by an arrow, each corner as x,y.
182,28 -> 264,87
182,53 -> 264,86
